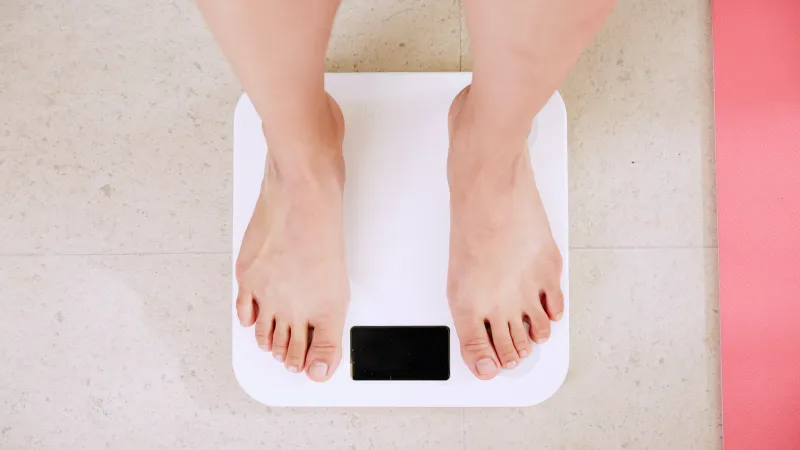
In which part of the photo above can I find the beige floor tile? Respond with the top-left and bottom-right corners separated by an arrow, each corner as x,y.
0,0 -> 239,255
0,255 -> 463,449
461,0 -> 716,248
566,0 -> 715,248
464,248 -> 721,449
328,0 -> 461,72
0,0 -> 462,256
459,5 -> 470,71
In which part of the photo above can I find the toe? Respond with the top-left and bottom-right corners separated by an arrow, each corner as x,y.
488,318 -> 520,369
236,288 -> 257,327
525,303 -> 551,344
454,316 -> 500,380
271,320 -> 290,363
509,318 -> 532,359
304,322 -> 344,382
542,286 -> 565,322
284,323 -> 308,373
253,309 -> 274,351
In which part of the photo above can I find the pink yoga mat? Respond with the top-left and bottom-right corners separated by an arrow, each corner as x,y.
714,0 -> 800,448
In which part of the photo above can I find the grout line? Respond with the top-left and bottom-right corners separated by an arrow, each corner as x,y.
461,407 -> 467,450
571,245 -> 718,250
0,246 -> 718,258
0,251 -> 229,258
458,0 -> 463,72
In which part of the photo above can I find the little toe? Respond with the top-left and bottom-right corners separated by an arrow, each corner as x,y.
525,304 -> 552,344
454,317 -> 500,380
253,311 -> 274,352
542,287 -> 565,322
488,318 -> 520,369
284,323 -> 308,374
509,318 -> 532,359
304,322 -> 344,382
271,320 -> 290,363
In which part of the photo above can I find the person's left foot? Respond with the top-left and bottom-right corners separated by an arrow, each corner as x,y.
446,86 -> 564,380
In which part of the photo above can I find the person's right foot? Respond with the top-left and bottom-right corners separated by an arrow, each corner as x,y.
235,94 -> 350,382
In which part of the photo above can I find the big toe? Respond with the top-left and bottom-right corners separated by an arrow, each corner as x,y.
304,322 -> 344,382
454,316 -> 500,380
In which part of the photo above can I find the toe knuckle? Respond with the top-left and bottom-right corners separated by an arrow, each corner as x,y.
462,338 -> 492,352
310,342 -> 339,355
272,343 -> 287,352
535,327 -> 551,339
535,319 -> 551,332
548,292 -> 564,305
538,331 -> 551,340
530,321 -> 549,335
286,355 -> 303,365
514,338 -> 530,349
498,348 -> 517,360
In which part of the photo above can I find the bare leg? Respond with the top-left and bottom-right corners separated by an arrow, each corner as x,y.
449,0 -> 616,379
196,0 -> 347,382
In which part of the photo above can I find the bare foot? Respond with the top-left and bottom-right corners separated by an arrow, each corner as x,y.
235,94 -> 349,382
447,86 -> 564,380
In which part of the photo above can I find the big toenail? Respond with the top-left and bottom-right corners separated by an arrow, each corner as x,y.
287,365 -> 300,373
505,361 -> 518,369
519,350 -> 529,358
258,344 -> 269,351
274,353 -> 285,362
309,362 -> 328,378
555,312 -> 563,321
476,358 -> 497,376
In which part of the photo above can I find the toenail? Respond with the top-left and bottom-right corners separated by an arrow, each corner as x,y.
274,353 -> 284,363
519,350 -> 529,358
309,361 -> 328,378
505,361 -> 518,369
258,344 -> 269,351
287,365 -> 300,373
476,358 -> 497,376
555,312 -> 563,321
535,336 -> 549,344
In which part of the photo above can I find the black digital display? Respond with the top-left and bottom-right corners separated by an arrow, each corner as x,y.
350,326 -> 450,381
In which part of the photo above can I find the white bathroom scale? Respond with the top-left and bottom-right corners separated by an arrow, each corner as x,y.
232,72 -> 569,407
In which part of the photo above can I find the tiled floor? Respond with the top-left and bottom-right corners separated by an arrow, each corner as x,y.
0,0 -> 720,448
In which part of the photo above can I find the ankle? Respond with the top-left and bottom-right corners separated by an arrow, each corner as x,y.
261,92 -> 344,148
260,93 -> 345,188
448,87 -> 532,190
461,84 -> 536,139
265,149 -> 345,191
450,86 -> 532,148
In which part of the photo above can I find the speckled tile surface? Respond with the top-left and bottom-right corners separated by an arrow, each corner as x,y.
328,0 -> 461,72
0,255 -> 464,449
0,0 -> 239,255
0,0 -> 719,448
562,0 -> 716,249
464,249 -> 722,449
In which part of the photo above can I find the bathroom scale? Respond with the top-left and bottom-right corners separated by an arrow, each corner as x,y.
232,72 -> 569,407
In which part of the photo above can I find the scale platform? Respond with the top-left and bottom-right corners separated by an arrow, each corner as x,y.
232,72 -> 569,407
